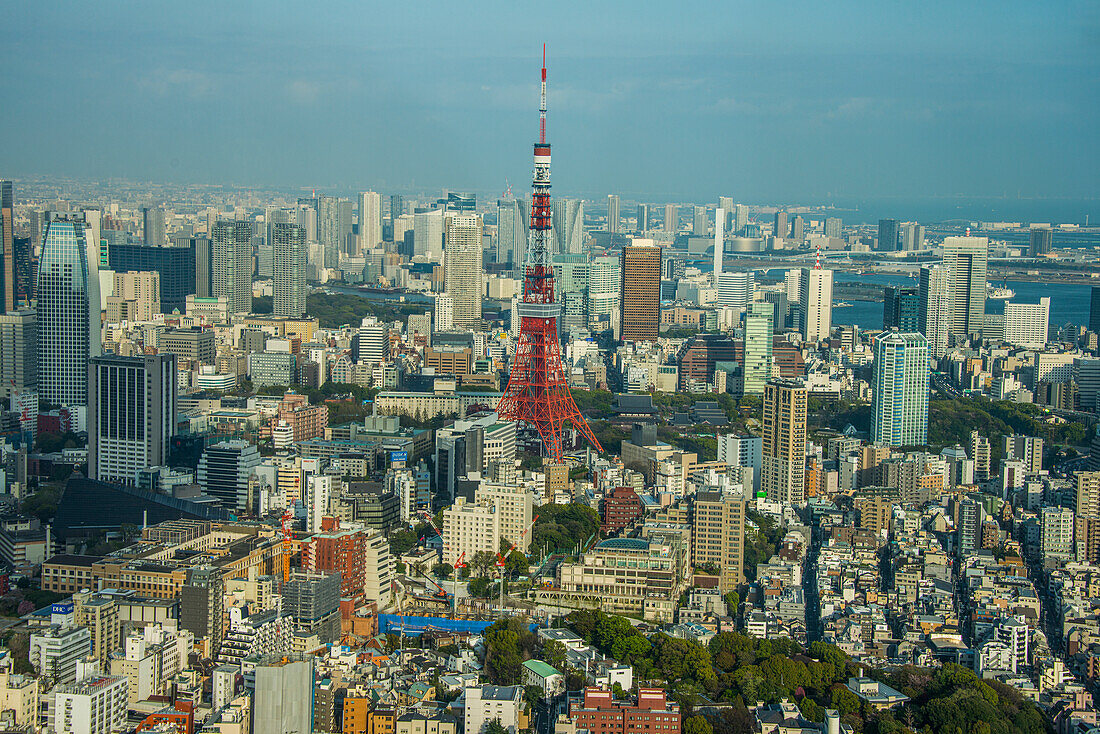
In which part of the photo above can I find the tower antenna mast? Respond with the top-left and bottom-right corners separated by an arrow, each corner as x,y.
497,46 -> 603,461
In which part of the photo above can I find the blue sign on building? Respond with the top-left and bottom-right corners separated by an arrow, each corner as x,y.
391,451 -> 408,464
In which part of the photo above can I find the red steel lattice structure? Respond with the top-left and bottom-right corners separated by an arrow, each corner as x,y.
497,47 -> 602,462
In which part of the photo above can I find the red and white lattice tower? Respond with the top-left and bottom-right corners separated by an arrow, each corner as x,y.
496,46 -> 603,462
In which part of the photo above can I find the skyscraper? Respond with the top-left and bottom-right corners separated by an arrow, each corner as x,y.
1029,226 -> 1053,257
870,332 -> 929,447
588,255 -> 620,326
357,191 -> 382,253
918,264 -> 950,358
790,215 -> 804,241
552,199 -> 584,255
691,491 -> 746,592
942,236 -> 988,338
742,302 -> 774,396
443,215 -> 483,326
716,272 -> 754,310
496,199 -> 520,264
663,203 -> 678,233
1,180 -> 13,312
799,267 -> 833,343
901,222 -> 925,251
762,379 -> 807,505
197,440 -> 261,511
635,203 -> 648,234
89,354 -> 177,484
693,206 -> 707,236
142,206 -> 167,246
272,223 -> 307,318
606,195 -> 620,233
413,209 -> 443,260
37,216 -> 97,407
389,194 -> 404,222
113,241 -> 197,312
713,207 -> 724,277
618,243 -> 661,342
317,195 -> 341,269
0,309 -> 36,398
734,204 -> 748,234
211,220 -> 252,315
877,219 -> 899,251
883,286 -> 919,331
774,211 -> 789,239
824,217 -> 842,239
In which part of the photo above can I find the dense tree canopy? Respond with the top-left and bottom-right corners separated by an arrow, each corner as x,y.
531,504 -> 601,555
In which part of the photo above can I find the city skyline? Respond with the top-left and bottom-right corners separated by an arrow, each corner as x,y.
1,2 -> 1097,211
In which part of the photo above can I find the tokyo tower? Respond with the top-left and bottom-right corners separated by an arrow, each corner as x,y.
496,46 -> 603,462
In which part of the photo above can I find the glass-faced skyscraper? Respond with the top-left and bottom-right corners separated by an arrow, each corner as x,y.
870,332 -> 930,447
37,216 -> 96,406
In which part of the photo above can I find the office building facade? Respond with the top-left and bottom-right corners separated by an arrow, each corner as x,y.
878,219 -> 899,251
0,309 -> 36,397
89,354 -> 177,484
197,440 -> 261,511
1,180 -> 13,312
942,236 -> 988,339
37,216 -> 98,406
883,286 -> 919,331
358,191 -> 382,252
619,243 -> 661,342
109,243 -> 196,313
799,267 -> 833,343
606,195 -> 620,233
742,302 -> 774,396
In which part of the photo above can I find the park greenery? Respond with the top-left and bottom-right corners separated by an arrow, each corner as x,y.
253,291 -> 427,328
530,503 -> 600,555
551,610 -> 1047,734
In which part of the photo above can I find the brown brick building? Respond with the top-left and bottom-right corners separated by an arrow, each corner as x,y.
569,687 -> 680,734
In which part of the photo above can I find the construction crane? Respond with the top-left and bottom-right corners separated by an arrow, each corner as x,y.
494,514 -> 539,617
280,508 -> 294,586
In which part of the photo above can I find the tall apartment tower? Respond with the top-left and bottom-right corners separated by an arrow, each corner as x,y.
742,302 -> 774,396
734,204 -> 748,234
635,203 -> 649,234
443,214 -> 483,327
37,216 -> 98,406
877,219 -> 899,251
618,243 -> 661,342
212,220 -> 253,315
1,180 -> 13,312
272,223 -> 307,318
774,211 -> 789,239
870,332 -> 929,447
606,195 -> 620,233
0,309 -> 36,398
1029,226 -> 1053,257
824,217 -> 842,239
389,194 -> 404,222
919,264 -> 950,358
357,191 -> 382,252
693,206 -> 707,236
317,195 -> 342,269
1076,472 -> 1100,564
142,206 -> 167,246
942,236 -> 988,339
799,267 -> 833,343
553,199 -> 584,255
762,379 -> 807,505
89,354 -> 177,484
663,204 -> 677,233
691,491 -> 746,592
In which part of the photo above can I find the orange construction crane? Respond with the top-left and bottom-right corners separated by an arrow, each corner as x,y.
280,508 -> 294,586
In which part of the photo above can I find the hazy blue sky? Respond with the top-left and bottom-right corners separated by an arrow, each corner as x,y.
2,1 -> 1098,204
